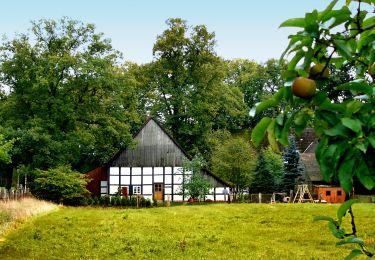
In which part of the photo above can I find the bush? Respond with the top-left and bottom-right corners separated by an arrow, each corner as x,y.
130,196 -> 137,207
78,198 -> 88,206
86,198 -> 93,206
238,194 -> 248,203
111,196 -> 121,207
243,194 -> 250,202
103,195 -> 110,207
140,197 -> 146,207
98,196 -> 104,206
153,199 -> 158,207
121,196 -> 129,207
32,165 -> 90,205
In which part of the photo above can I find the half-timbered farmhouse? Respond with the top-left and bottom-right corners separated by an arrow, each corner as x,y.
86,118 -> 231,202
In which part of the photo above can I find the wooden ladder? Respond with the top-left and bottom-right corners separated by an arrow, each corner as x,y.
293,184 -> 314,203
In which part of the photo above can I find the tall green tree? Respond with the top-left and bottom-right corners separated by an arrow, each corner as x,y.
227,58 -> 287,127
0,134 -> 13,165
0,18 -> 141,178
180,155 -> 212,201
143,18 -> 247,153
282,136 -> 304,193
263,146 -> 285,189
210,136 -> 257,198
250,152 -> 275,193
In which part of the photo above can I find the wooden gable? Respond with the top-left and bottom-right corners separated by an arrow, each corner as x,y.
300,153 -> 323,182
110,118 -> 189,167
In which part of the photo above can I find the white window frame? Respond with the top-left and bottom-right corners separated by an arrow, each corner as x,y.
133,186 -> 141,195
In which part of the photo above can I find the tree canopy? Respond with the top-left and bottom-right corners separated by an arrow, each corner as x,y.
0,18 -> 141,177
210,135 -> 257,197
137,18 -> 247,154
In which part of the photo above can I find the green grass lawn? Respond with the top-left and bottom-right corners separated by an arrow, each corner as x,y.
0,203 -> 374,259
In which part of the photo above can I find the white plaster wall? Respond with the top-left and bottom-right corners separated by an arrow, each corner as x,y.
121,167 -> 130,175
173,167 -> 183,174
165,167 -> 172,175
174,175 -> 184,184
143,195 -> 152,200
143,167 -> 152,175
216,195 -> 225,201
154,175 -> 163,183
165,174 -> 172,184
132,167 -> 141,175
109,167 -> 119,176
143,185 -> 153,194
154,167 -> 163,175
215,187 -> 228,194
173,195 -> 183,201
143,175 -> 152,185
109,185 -> 119,194
173,185 -> 182,194
109,175 -> 119,185
120,176 -> 130,185
132,176 -> 141,185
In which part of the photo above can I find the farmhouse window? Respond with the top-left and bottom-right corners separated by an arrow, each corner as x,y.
154,183 -> 163,192
326,191 -> 331,196
133,186 -> 141,195
337,190 -> 342,196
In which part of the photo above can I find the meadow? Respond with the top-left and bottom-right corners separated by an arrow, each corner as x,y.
0,198 -> 57,238
0,203 -> 374,259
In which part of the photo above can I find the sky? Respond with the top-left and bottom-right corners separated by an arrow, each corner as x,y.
0,0 -> 340,64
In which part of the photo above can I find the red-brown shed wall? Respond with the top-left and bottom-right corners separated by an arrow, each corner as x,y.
314,186 -> 346,203
86,167 -> 107,197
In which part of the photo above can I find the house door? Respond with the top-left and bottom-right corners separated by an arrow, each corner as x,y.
153,183 -> 164,201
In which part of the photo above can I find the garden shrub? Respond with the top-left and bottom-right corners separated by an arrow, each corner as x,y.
121,196 -> 129,206
140,197 -> 146,207
130,196 -> 137,207
112,196 -> 121,206
92,197 -> 99,206
103,195 -> 110,207
32,165 -> 89,205
98,196 -> 104,206
86,198 -> 93,206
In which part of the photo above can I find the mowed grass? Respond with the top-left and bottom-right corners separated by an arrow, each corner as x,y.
0,203 -> 374,259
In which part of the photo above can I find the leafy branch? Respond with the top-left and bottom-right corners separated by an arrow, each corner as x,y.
314,200 -> 374,259
250,0 -> 374,258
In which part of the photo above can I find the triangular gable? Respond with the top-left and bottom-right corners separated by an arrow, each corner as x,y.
109,118 -> 188,167
107,117 -> 232,187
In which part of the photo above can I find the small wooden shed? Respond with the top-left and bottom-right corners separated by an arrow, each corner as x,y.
313,185 -> 346,203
